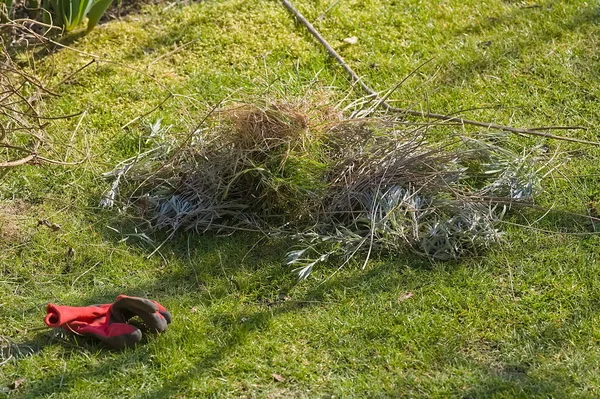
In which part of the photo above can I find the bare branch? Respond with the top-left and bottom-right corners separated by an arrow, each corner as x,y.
279,0 -> 598,146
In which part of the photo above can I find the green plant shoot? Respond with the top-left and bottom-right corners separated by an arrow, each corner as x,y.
49,0 -> 113,31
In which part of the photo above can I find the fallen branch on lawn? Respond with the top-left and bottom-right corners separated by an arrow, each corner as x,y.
279,0 -> 598,146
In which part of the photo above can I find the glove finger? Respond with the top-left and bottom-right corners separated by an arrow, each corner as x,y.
159,310 -> 172,325
117,295 -> 170,316
111,296 -> 158,323
141,313 -> 169,332
111,296 -> 171,332
45,304 -> 111,327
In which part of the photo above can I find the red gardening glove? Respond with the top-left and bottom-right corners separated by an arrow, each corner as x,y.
44,296 -> 171,350
45,303 -> 142,350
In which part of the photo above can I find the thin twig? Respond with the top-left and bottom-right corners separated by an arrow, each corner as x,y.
35,155 -> 86,165
147,40 -> 198,69
121,93 -> 173,129
0,154 -> 35,167
54,58 -> 95,89
64,109 -> 87,162
528,126 -> 588,131
279,0 -> 599,146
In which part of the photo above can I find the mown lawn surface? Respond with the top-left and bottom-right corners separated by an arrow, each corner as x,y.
2,0 -> 600,397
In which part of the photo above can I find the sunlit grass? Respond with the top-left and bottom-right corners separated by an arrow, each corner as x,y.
1,0 -> 600,397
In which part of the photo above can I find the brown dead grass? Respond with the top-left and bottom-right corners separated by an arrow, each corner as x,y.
227,103 -> 308,148
220,94 -> 342,151
0,200 -> 29,243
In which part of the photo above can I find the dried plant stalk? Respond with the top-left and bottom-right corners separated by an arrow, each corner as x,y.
0,37 -> 45,169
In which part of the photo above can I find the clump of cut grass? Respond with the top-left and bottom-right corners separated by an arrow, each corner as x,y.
284,125 -> 552,276
225,103 -> 308,149
102,94 -> 561,278
104,95 -> 338,230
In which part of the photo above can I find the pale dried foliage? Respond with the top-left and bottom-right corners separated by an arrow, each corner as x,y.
102,94 -> 560,278
225,103 -> 309,149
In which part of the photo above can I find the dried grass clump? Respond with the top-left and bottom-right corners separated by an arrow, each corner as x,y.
226,103 -> 308,149
103,95 -> 559,278
220,95 -> 341,150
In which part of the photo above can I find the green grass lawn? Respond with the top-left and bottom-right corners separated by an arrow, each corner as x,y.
2,0 -> 600,397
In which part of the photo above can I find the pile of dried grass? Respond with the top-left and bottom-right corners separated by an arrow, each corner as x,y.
103,95 -> 558,278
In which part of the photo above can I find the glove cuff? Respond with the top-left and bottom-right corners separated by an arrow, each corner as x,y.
45,303 -> 112,328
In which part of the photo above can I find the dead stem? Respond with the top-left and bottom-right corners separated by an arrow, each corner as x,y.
279,0 -> 599,146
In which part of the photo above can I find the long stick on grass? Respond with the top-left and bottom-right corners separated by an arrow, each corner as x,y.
279,0 -> 598,146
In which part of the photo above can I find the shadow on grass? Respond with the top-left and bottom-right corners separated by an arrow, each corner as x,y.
8,227 -> 422,397
459,362 -> 574,399
10,224 -> 593,398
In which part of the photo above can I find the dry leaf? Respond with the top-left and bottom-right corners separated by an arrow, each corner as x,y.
271,373 -> 286,382
278,292 -> 291,301
38,219 -> 61,231
397,292 -> 414,303
343,36 -> 358,44
8,378 -> 25,390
